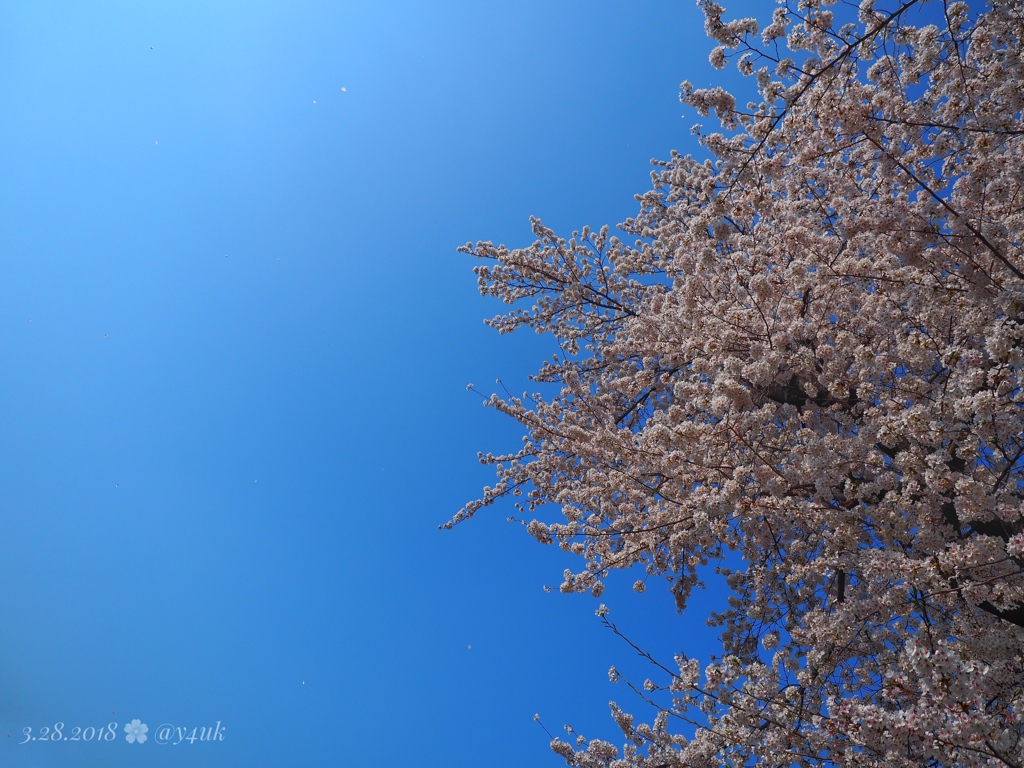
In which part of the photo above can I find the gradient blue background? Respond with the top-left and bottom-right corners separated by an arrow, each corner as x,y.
0,1 -> 754,765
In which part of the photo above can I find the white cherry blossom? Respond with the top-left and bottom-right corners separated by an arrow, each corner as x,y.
458,0 -> 1024,765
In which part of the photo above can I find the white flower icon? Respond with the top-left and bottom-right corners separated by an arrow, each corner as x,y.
124,719 -> 148,744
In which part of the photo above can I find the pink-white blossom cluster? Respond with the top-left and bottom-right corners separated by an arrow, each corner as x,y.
457,0 -> 1024,765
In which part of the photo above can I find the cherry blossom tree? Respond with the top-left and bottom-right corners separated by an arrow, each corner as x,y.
455,0 -> 1024,765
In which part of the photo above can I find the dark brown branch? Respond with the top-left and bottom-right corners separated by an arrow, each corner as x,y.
979,601 -> 1024,629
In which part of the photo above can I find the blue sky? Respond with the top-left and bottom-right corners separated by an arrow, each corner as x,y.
0,1 -> 754,765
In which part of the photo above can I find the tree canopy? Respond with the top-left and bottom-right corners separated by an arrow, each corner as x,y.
456,0 -> 1024,765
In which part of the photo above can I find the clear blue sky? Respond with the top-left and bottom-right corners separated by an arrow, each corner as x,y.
0,2 -> 753,765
